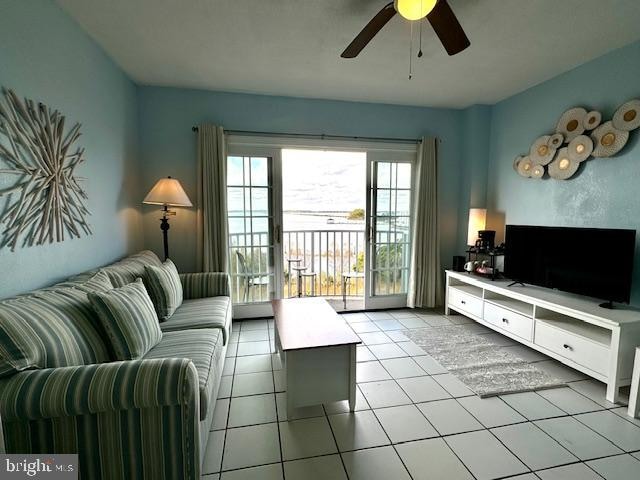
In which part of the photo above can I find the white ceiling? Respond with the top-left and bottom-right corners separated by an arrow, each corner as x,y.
57,0 -> 640,108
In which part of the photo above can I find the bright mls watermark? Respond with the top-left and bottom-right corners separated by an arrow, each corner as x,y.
0,455 -> 77,479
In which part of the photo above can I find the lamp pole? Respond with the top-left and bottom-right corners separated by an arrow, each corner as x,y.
161,205 -> 170,261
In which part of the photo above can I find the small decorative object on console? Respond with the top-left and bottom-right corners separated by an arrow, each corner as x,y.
452,255 -> 466,272
476,230 -> 496,250
464,261 -> 478,273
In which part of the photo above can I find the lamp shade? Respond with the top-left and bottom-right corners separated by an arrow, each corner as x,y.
467,208 -> 486,246
394,0 -> 437,21
143,176 -> 192,207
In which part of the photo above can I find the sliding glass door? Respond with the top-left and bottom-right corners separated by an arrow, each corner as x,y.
226,145 -> 282,318
225,137 -> 416,317
365,151 -> 414,310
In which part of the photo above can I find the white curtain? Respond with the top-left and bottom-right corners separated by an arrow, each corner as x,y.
408,137 -> 443,308
196,124 -> 229,272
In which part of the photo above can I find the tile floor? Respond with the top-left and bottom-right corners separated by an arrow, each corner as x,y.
202,309 -> 640,480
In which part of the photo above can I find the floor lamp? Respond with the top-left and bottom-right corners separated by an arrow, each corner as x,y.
143,176 -> 192,261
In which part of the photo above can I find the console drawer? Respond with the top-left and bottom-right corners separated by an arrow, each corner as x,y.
484,302 -> 533,341
448,288 -> 483,318
534,321 -> 610,376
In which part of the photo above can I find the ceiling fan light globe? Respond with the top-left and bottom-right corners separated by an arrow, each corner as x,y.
395,0 -> 438,21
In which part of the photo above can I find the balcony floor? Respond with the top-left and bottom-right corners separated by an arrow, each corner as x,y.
326,296 -> 365,312
281,295 -> 364,312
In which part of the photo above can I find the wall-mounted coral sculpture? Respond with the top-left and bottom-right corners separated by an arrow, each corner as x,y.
0,88 -> 91,251
515,98 -> 640,180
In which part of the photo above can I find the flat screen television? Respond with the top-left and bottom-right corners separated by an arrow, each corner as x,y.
504,225 -> 636,305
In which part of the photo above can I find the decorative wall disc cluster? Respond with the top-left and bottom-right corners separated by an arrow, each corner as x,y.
515,98 -> 640,180
0,88 -> 91,251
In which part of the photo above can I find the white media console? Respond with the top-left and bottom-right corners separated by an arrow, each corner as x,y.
445,270 -> 640,403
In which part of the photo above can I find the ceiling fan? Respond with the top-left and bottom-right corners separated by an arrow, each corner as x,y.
341,0 -> 470,58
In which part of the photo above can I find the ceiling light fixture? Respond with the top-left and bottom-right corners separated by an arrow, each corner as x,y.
394,0 -> 437,21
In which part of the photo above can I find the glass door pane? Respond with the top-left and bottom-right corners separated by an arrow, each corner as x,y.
227,155 -> 277,305
365,152 -> 414,309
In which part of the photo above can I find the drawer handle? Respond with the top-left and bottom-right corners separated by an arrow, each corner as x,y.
502,318 -> 509,324
461,300 -> 466,305
563,344 -> 573,351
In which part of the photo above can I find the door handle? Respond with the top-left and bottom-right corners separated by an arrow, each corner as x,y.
502,318 -> 509,324
563,344 -> 573,351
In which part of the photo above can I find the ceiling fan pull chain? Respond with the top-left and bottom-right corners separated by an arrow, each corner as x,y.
418,0 -> 424,57
409,21 -> 413,80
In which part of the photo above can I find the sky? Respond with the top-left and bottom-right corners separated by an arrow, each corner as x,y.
282,149 -> 366,212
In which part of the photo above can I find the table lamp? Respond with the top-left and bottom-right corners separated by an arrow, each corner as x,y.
467,208 -> 487,247
143,176 -> 192,260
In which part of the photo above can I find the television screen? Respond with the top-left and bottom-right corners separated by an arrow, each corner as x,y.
504,225 -> 636,304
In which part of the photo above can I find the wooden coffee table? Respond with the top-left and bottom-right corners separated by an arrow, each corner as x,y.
272,297 -> 361,418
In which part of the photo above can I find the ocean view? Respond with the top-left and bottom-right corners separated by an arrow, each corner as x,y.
283,211 -> 364,231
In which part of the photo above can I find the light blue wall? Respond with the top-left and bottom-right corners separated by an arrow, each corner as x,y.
0,0 -> 142,298
487,40 -> 640,305
138,87 -> 466,273
458,104 -> 491,251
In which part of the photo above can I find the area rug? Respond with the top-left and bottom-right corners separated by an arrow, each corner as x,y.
404,326 -> 565,397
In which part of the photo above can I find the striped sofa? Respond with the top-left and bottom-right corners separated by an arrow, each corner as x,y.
0,251 -> 232,480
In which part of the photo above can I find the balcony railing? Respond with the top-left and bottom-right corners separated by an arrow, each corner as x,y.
228,228 -> 408,303
228,229 -> 365,302
283,230 -> 365,298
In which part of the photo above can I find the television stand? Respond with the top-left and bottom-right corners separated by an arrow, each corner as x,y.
508,281 -> 525,287
446,270 -> 640,404
599,300 -> 615,310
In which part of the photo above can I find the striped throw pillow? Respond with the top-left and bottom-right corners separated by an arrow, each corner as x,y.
88,279 -> 162,360
0,285 -> 112,377
144,259 -> 183,320
103,250 -> 164,288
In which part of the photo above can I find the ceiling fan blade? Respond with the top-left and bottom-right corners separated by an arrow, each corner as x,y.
341,2 -> 397,58
427,0 -> 470,56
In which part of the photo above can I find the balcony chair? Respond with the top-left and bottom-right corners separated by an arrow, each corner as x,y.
236,250 -> 270,302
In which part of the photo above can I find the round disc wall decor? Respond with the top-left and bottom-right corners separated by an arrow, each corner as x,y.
583,110 -> 602,130
548,133 -> 564,148
548,148 -> 579,180
516,156 -> 533,177
513,98 -> 639,181
513,155 -> 523,172
530,164 -> 545,179
591,121 -> 629,157
556,107 -> 587,142
530,135 -> 555,165
567,135 -> 593,163
612,99 -> 640,131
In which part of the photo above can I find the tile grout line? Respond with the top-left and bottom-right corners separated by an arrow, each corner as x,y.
570,410 -> 639,453
268,330 -> 286,480
321,404 -> 352,480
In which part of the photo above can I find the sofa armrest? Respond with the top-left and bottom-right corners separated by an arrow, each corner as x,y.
0,358 -> 199,422
180,272 -> 230,299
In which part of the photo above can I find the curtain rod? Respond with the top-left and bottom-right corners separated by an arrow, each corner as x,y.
191,126 -> 421,144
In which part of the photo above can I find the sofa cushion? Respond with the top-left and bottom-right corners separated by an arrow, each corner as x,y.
0,287 -> 112,377
143,328 -> 223,420
160,297 -> 231,344
95,250 -> 164,288
88,279 -> 163,360
144,259 -> 183,320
